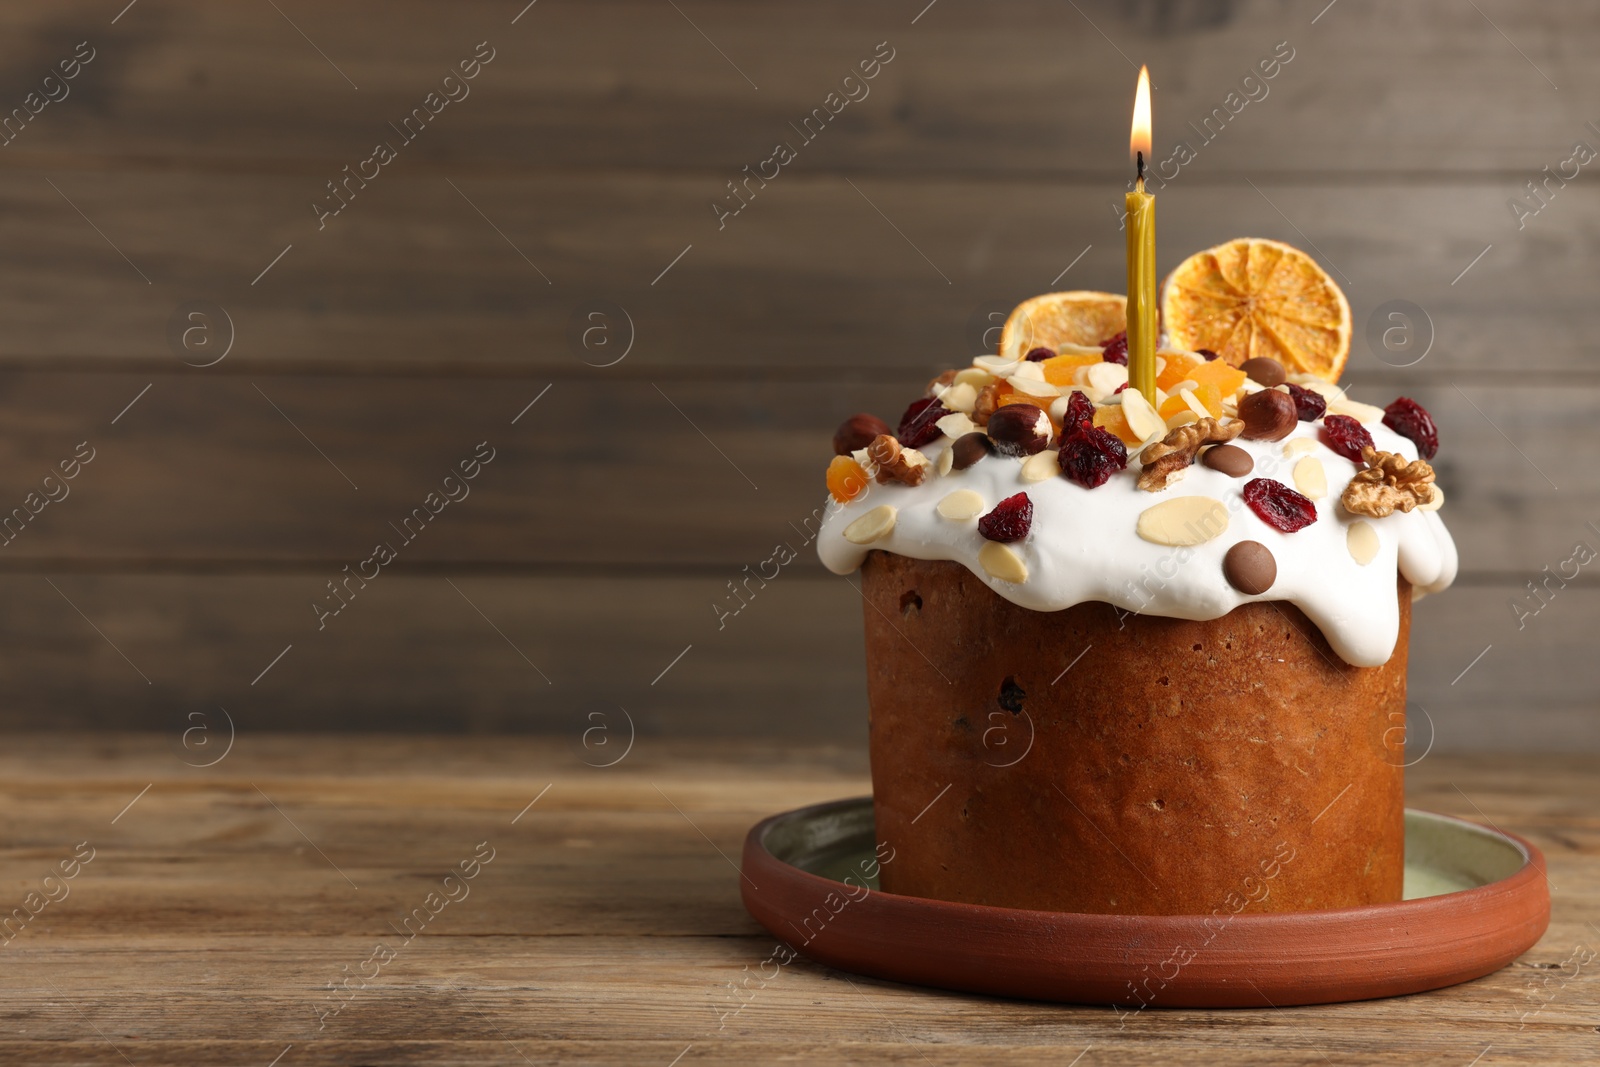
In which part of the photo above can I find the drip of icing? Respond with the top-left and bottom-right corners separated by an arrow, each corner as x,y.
818,419 -> 1456,667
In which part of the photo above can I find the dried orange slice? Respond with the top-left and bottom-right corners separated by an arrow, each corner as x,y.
997,291 -> 1126,362
1161,238 -> 1351,381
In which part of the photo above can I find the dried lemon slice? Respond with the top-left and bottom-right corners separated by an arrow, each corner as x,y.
1161,238 -> 1351,381
997,291 -> 1127,362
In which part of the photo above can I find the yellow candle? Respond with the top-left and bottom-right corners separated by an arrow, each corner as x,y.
1125,65 -> 1157,405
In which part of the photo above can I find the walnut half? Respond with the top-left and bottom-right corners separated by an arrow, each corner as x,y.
1137,417 -> 1243,491
867,433 -> 929,487
972,383 -> 1002,427
1340,446 -> 1436,517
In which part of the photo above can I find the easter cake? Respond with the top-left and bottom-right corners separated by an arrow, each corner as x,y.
817,239 -> 1456,915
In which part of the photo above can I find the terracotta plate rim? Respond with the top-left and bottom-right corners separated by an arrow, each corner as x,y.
740,797 -> 1552,1008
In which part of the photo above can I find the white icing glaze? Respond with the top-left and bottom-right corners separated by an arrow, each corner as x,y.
818,419 -> 1457,667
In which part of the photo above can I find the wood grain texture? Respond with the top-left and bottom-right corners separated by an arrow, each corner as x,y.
0,0 -> 1590,175
0,570 -> 1588,751
0,1 -> 1588,743
0,172 -> 1589,373
0,737 -> 1591,1065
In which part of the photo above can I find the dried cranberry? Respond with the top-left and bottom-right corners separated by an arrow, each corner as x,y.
978,492 -> 1033,543
1195,348 -> 1221,362
1057,425 -> 1128,488
1285,383 -> 1326,423
897,397 -> 949,449
1114,382 -> 1129,394
1382,397 -> 1439,459
1321,414 -> 1373,462
1243,478 -> 1319,533
1061,391 -> 1095,430
1024,346 -> 1055,362
1100,331 -> 1129,366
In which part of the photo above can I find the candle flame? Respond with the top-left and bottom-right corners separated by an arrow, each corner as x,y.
1130,65 -> 1152,165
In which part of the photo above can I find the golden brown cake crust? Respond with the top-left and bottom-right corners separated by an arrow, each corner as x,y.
863,551 -> 1408,916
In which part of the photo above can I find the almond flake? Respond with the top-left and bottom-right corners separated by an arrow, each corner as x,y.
936,489 -> 985,520
936,411 -> 978,439
974,354 -> 1021,376
1165,409 -> 1200,429
1085,361 -> 1128,400
1121,387 -> 1166,443
1327,397 -> 1386,424
843,505 -> 897,545
937,445 -> 955,476
1135,496 -> 1229,546
1020,450 -> 1060,483
1347,520 -> 1379,565
953,368 -> 994,390
1293,456 -> 1328,500
1180,387 -> 1212,419
1282,437 -> 1319,457
1008,375 -> 1060,399
978,541 -> 1028,583
940,382 -> 978,413
1418,484 -> 1445,512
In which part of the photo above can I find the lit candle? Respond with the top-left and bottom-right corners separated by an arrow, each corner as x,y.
1125,65 -> 1157,405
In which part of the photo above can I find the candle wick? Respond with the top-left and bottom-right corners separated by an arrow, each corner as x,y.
1136,150 -> 1145,183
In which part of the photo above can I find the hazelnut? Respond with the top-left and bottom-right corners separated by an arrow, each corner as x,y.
1236,389 -> 1297,442
833,413 -> 891,456
985,404 -> 1051,457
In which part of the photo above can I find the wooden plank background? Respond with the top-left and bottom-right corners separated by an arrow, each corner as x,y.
0,737 -> 1592,1065
0,0 -> 1593,746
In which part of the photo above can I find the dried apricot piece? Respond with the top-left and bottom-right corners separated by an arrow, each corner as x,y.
1156,352 -> 1202,392
1093,405 -> 1141,446
826,455 -> 869,503
1189,382 -> 1224,418
1040,351 -> 1102,386
1187,359 -> 1248,396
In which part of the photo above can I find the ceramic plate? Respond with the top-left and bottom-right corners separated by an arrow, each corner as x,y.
741,798 -> 1550,1007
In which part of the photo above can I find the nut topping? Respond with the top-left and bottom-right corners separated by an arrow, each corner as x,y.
843,505 -> 897,545
833,413 -> 891,456
1137,417 -> 1243,491
1136,495 -> 1230,546
1340,446 -> 1437,517
1236,388 -> 1297,441
972,383 -> 1002,426
867,433 -> 929,487
985,403 -> 1052,457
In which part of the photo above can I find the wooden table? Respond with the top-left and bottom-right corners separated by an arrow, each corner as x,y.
1,736 -> 1593,1065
